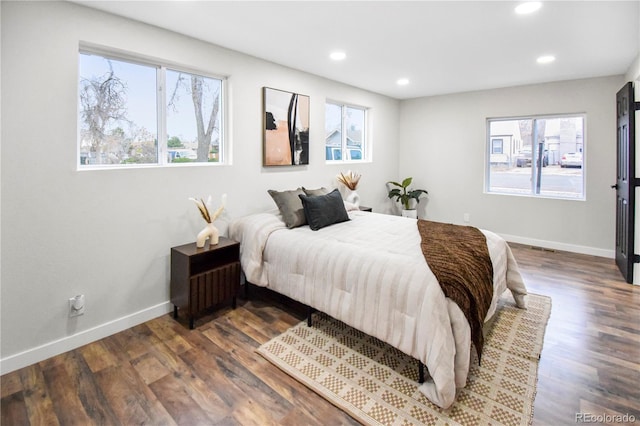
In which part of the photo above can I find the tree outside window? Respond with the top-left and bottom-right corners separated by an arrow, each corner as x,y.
78,52 -> 224,167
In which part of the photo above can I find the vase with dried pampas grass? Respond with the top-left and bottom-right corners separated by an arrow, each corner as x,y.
337,171 -> 361,208
189,194 -> 226,247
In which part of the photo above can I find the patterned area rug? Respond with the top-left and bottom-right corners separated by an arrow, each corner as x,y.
257,292 -> 551,426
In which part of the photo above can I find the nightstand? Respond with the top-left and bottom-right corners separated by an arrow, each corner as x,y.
170,237 -> 241,329
359,206 -> 373,212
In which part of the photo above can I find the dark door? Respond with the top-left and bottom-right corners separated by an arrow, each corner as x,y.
614,82 -> 636,283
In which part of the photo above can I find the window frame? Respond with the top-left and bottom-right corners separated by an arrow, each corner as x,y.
325,100 -> 369,164
485,113 -> 586,200
77,45 -> 228,170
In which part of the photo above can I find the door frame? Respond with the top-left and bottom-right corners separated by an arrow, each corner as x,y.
615,82 -> 638,283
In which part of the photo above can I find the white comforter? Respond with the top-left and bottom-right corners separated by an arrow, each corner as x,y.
228,210 -> 527,409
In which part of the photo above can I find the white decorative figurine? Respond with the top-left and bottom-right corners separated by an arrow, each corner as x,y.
190,194 -> 226,248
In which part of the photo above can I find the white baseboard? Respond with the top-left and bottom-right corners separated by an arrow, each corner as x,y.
0,301 -> 172,375
499,233 -> 615,259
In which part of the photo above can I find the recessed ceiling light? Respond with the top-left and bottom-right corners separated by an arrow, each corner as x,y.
515,2 -> 542,15
330,51 -> 346,61
536,55 -> 556,64
397,78 -> 410,86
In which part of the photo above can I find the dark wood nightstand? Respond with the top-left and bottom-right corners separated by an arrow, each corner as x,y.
170,237 -> 241,329
359,206 -> 373,212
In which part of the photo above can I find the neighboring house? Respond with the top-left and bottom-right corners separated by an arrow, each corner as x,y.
325,128 -> 363,161
489,120 -> 522,166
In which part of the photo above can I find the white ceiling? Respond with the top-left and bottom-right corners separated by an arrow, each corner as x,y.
74,1 -> 639,100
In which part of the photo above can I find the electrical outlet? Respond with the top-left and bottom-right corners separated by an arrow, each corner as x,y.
463,213 -> 470,223
69,295 -> 85,317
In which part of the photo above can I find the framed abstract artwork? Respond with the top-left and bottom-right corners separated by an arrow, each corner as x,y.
263,87 -> 310,166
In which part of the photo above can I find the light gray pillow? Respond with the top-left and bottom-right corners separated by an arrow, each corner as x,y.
302,186 -> 330,197
298,188 -> 350,231
268,188 -> 306,228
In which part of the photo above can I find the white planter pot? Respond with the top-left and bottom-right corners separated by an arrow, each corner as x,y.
401,209 -> 417,219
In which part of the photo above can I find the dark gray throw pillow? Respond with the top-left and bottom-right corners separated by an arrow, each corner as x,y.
298,188 -> 350,231
268,188 -> 306,228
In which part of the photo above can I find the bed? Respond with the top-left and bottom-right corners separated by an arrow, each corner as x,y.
228,198 -> 527,409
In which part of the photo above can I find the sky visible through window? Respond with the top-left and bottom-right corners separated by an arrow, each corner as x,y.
325,103 -> 342,135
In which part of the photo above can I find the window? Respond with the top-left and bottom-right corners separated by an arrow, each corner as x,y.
78,51 -> 225,167
486,114 -> 585,199
491,138 -> 504,154
325,101 -> 367,162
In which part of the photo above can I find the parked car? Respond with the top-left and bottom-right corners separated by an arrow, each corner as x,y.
515,150 -> 530,167
515,147 -> 548,167
560,152 -> 582,168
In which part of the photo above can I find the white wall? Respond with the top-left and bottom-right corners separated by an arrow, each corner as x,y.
0,1 -> 399,371
626,55 -> 640,83
398,76 -> 623,256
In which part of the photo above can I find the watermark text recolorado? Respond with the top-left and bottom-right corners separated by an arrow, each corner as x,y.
576,413 -> 636,423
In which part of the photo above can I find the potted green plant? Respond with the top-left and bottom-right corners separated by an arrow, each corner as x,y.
387,177 -> 428,218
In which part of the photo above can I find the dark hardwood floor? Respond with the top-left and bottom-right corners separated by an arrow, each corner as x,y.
2,244 -> 639,425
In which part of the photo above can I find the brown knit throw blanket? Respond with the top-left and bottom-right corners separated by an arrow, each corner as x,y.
417,220 -> 494,361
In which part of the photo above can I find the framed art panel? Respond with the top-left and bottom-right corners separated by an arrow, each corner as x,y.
263,87 -> 310,166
